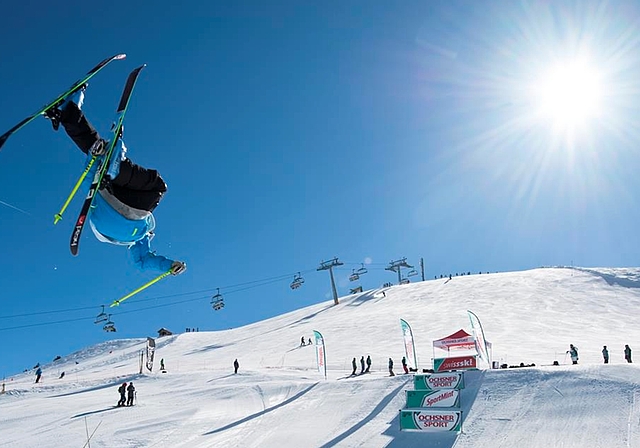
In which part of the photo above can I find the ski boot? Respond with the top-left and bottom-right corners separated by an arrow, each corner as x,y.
44,83 -> 87,131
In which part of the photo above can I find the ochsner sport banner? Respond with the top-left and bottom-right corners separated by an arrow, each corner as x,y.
313,330 -> 327,379
467,310 -> 489,363
400,318 -> 418,370
146,337 -> 156,372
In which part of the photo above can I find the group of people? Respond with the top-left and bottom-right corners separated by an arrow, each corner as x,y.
351,355 -> 372,375
117,382 -> 136,407
601,345 -> 632,364
568,343 -> 633,365
300,336 -> 313,346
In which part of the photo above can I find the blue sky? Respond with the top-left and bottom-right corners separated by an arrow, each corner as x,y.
2,0 -> 640,375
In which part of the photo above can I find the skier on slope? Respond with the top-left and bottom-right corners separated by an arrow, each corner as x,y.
567,344 -> 579,365
126,382 -> 136,406
46,86 -> 186,275
117,382 -> 127,406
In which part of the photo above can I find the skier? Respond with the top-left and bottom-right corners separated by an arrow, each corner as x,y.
234,359 -> 240,374
625,345 -> 632,363
602,346 -> 609,364
126,382 -> 136,406
351,357 -> 357,376
117,382 -> 127,406
567,344 -> 579,365
360,356 -> 365,374
365,355 -> 371,373
300,337 -> 306,347
160,358 -> 165,372
402,356 -> 409,374
47,86 -> 186,275
388,358 -> 395,376
34,367 -> 42,383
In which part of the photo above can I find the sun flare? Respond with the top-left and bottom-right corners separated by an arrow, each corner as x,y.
535,60 -> 603,128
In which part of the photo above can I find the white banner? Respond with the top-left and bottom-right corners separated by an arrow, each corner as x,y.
313,330 -> 327,379
146,337 -> 156,372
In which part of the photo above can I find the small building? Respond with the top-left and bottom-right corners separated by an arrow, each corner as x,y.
157,328 -> 173,337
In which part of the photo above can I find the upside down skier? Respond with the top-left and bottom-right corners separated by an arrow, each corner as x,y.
47,86 -> 186,275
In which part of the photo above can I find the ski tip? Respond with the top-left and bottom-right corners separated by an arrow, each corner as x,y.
0,134 -> 8,151
115,54 -> 127,60
110,300 -> 120,308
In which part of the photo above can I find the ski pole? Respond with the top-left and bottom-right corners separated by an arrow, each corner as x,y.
110,269 -> 172,307
54,155 -> 98,224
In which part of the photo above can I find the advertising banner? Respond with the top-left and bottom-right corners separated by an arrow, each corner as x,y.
400,319 -> 418,370
399,410 -> 463,432
433,355 -> 477,372
405,389 -> 460,408
313,330 -> 327,379
414,372 -> 465,391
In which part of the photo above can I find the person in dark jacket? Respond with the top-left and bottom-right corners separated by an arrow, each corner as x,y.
126,382 -> 135,406
360,356 -> 365,374
625,345 -> 632,363
567,344 -> 579,365
234,359 -> 240,374
48,85 -> 186,275
351,357 -> 357,376
117,382 -> 127,406
602,346 -> 609,364
402,356 -> 409,374
365,355 -> 372,373
388,358 -> 395,376
35,367 -> 42,383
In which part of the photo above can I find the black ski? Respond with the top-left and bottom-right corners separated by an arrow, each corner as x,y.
70,65 -> 146,256
0,53 -> 126,151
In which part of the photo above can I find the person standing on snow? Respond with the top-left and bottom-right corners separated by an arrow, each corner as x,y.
126,382 -> 135,406
402,356 -> 409,374
35,367 -> 42,383
602,346 -> 609,364
388,358 -> 395,376
625,345 -> 633,363
567,344 -> 579,365
46,85 -> 186,275
351,358 -> 357,376
234,359 -> 240,374
117,382 -> 127,406
365,355 -> 371,373
360,356 -> 365,374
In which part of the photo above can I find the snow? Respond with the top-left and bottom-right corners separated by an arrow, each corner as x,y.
2,267 -> 640,447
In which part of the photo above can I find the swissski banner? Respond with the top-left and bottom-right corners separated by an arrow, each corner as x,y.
433,355 -> 477,373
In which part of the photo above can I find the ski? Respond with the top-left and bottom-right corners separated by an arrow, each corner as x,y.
0,53 -> 126,151
110,269 -> 172,307
70,64 -> 146,256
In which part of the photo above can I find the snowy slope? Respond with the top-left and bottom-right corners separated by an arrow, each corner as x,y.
2,267 -> 640,447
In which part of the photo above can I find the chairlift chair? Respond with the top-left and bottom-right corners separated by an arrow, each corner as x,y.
407,269 -> 418,277
103,315 -> 116,332
356,264 -> 368,275
290,272 -> 304,290
94,305 -> 108,324
211,288 -> 225,310
400,278 -> 410,285
349,269 -> 360,282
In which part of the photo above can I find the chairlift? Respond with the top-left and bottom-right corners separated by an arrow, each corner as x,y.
349,269 -> 360,282
290,272 -> 304,290
407,268 -> 418,277
211,288 -> 225,310
400,278 -> 410,285
103,314 -> 116,332
94,305 -> 108,324
356,264 -> 368,275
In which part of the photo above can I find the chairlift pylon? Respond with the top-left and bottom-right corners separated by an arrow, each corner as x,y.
94,305 -> 108,324
290,272 -> 304,290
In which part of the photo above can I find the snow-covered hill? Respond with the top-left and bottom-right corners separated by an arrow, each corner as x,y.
2,267 -> 640,447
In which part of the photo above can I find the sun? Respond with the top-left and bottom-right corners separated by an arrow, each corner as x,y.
534,59 -> 603,129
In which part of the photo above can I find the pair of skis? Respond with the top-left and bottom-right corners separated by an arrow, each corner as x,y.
0,55 -> 171,306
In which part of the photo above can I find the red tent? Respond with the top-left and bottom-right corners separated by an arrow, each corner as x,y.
433,329 -> 476,351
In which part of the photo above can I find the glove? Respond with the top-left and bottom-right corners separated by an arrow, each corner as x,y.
89,138 -> 108,156
170,261 -> 187,276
